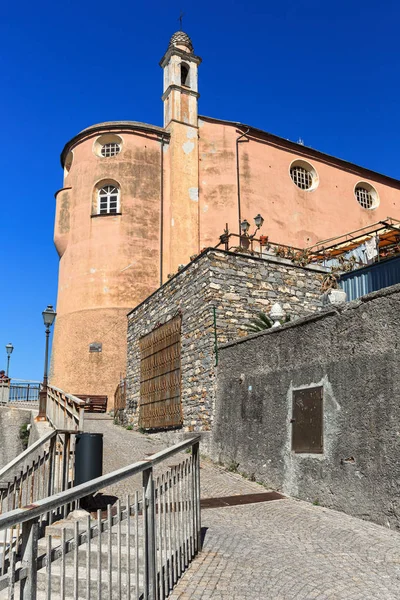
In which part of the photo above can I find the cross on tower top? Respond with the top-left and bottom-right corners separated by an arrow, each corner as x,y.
178,11 -> 184,30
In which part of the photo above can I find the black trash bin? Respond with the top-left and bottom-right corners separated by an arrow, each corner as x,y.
74,432 -> 103,486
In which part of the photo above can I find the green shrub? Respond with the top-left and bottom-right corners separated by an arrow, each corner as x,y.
19,423 -> 30,450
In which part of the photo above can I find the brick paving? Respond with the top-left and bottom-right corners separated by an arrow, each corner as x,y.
84,416 -> 400,599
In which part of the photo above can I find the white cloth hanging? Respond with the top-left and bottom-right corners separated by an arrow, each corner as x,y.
365,236 -> 378,262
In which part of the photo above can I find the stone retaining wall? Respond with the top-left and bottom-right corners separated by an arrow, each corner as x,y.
0,407 -> 32,473
126,248 -> 326,431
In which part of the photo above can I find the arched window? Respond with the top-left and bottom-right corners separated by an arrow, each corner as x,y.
98,185 -> 120,215
181,63 -> 190,87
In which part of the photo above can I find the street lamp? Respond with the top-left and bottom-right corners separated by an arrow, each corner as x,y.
5,343 -> 13,377
5,342 -> 13,376
38,305 -> 57,420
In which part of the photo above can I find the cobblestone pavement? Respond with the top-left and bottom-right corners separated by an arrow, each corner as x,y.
85,417 -> 400,599
84,416 -> 263,499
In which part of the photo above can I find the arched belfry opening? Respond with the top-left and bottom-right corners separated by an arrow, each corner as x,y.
181,63 -> 190,87
161,30 -> 201,127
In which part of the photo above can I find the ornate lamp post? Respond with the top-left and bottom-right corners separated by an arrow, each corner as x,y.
5,343 -> 13,377
240,219 -> 251,235
241,214 -> 264,239
38,305 -> 57,420
254,213 -> 264,230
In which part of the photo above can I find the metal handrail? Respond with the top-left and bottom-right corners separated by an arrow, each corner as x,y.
0,435 -> 200,530
9,382 -> 41,402
215,231 -> 303,255
0,434 -> 201,599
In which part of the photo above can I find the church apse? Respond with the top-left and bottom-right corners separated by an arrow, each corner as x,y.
51,123 -> 166,407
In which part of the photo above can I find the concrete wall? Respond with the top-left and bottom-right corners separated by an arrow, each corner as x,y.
0,407 -> 31,471
213,283 -> 400,528
126,248 -> 325,432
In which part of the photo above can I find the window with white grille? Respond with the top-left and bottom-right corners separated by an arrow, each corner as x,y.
98,185 -> 120,214
290,166 -> 313,190
355,186 -> 373,209
101,143 -> 121,157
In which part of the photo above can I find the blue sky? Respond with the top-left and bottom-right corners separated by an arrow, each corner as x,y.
1,0 -> 399,380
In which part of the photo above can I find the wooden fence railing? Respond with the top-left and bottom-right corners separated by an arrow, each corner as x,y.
46,385 -> 85,432
114,379 -> 127,412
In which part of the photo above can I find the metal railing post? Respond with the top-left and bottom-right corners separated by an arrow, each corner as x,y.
142,465 -> 157,600
0,434 -> 200,599
192,441 -> 201,552
20,517 -> 39,600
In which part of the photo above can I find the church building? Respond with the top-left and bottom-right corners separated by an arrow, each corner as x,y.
51,30 -> 400,405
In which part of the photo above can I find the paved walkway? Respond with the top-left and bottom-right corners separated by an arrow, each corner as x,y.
84,416 -> 400,599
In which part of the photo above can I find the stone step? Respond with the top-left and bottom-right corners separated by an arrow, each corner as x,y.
36,565 -> 143,598
62,543 -> 144,569
39,527 -> 147,555
44,509 -> 93,538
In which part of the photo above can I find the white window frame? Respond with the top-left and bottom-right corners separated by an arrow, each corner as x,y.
289,159 -> 319,192
354,181 -> 379,210
97,185 -> 120,215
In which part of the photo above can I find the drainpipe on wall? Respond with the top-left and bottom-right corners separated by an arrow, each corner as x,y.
236,128 -> 250,236
213,305 -> 219,367
160,135 -> 166,286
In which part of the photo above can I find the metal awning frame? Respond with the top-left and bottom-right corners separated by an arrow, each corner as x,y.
306,217 -> 400,262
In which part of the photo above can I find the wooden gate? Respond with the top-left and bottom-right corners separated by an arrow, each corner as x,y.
139,315 -> 183,429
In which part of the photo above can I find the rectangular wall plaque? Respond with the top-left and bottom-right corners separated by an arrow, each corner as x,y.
292,386 -> 323,454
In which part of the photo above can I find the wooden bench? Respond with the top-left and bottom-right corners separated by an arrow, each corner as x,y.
75,395 -> 108,413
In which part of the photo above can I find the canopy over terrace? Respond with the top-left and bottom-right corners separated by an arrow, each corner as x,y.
306,217 -> 400,267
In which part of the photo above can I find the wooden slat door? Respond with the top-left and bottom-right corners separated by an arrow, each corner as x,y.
139,316 -> 183,429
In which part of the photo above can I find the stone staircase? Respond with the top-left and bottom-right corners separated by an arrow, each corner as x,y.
0,435 -> 200,600
0,509 -> 145,599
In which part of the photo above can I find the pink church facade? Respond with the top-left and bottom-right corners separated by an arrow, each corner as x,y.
51,30 -> 400,405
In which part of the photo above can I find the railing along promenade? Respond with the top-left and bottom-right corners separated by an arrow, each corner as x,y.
9,381 -> 41,404
0,435 -> 201,599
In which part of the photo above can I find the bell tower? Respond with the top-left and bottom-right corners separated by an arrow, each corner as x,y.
160,31 -> 202,278
160,30 -> 201,127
